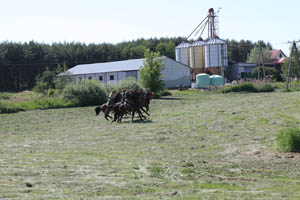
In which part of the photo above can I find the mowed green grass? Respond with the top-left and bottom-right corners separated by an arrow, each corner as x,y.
1,91 -> 300,199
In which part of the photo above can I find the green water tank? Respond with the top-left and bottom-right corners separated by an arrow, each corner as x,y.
210,75 -> 224,86
196,73 -> 210,88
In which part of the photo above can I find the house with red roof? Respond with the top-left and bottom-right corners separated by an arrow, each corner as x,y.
267,49 -> 287,66
228,49 -> 287,81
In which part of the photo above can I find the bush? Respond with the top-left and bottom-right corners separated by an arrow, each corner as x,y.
252,66 -> 282,81
118,77 -> 145,92
223,82 -> 257,93
256,84 -> 275,92
159,89 -> 172,96
0,93 -> 11,100
223,82 -> 275,93
105,83 -> 119,94
54,74 -> 73,93
276,127 -> 300,152
0,101 -> 23,114
47,89 -> 56,97
62,79 -> 108,106
33,69 -> 56,94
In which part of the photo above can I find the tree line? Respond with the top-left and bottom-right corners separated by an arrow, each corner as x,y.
0,37 -> 272,91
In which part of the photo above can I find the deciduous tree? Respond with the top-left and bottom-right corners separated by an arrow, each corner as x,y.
140,49 -> 164,94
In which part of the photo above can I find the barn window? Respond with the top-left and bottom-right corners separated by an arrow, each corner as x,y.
99,76 -> 103,81
126,71 -> 137,79
110,75 -> 114,80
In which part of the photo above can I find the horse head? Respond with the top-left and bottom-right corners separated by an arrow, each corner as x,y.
95,106 -> 101,116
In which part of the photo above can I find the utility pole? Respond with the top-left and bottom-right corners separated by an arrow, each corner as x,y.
286,40 -> 300,90
257,51 -> 260,80
259,46 -> 266,82
286,43 -> 295,90
294,42 -> 300,76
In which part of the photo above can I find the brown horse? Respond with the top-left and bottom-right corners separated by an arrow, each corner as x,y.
95,104 -> 113,120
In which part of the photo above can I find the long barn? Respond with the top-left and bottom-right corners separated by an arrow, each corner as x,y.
60,57 -> 191,88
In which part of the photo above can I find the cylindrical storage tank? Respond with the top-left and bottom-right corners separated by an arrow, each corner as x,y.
196,73 -> 210,88
205,38 -> 228,68
210,75 -> 224,86
189,39 -> 206,69
175,42 -> 190,66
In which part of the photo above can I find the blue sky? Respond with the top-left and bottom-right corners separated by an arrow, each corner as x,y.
0,0 -> 298,54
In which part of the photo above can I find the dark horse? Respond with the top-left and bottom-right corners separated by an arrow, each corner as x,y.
95,91 -> 123,120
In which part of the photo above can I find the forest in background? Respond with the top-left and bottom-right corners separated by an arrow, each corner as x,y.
0,37 -> 272,91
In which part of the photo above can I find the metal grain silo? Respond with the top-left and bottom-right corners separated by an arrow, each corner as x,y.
205,38 -> 227,75
189,38 -> 206,69
175,42 -> 190,66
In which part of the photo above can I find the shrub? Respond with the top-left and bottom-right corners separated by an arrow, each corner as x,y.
0,93 -> 11,100
159,89 -> 172,96
118,77 -> 145,92
276,127 -> 300,152
62,79 -> 108,106
252,66 -> 282,81
223,82 -> 257,93
256,84 -> 275,92
54,74 -> 73,93
47,89 -> 56,97
105,83 -> 119,94
223,82 -> 275,93
33,69 -> 56,94
0,101 -> 23,114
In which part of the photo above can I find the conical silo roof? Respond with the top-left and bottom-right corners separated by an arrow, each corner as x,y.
206,37 -> 226,45
175,42 -> 191,49
191,38 -> 206,46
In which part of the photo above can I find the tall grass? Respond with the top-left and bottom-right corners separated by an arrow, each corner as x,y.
0,101 -> 23,114
223,82 -> 274,93
16,98 -> 74,110
276,127 -> 300,152
0,93 -> 11,100
0,98 -> 75,114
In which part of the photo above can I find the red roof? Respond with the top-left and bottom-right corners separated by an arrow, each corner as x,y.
269,49 -> 287,65
270,50 -> 280,60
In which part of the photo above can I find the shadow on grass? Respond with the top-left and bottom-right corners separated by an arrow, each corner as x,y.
157,97 -> 183,101
121,119 -> 153,124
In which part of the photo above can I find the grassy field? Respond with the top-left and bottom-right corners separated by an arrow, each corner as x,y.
1,90 -> 300,199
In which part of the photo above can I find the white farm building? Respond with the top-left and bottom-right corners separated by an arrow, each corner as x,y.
60,57 -> 191,88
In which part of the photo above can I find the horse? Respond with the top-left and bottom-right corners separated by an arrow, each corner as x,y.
95,103 -> 113,120
96,90 -> 152,123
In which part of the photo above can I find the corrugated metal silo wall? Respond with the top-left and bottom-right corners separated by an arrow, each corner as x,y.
204,42 -> 228,76
189,46 -> 205,68
189,45 -> 206,80
175,48 -> 190,66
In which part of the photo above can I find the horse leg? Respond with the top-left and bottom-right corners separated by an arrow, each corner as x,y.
136,109 -> 144,122
118,113 -> 124,123
140,107 -> 150,116
104,108 -> 111,121
131,111 -> 135,122
137,108 -> 146,119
